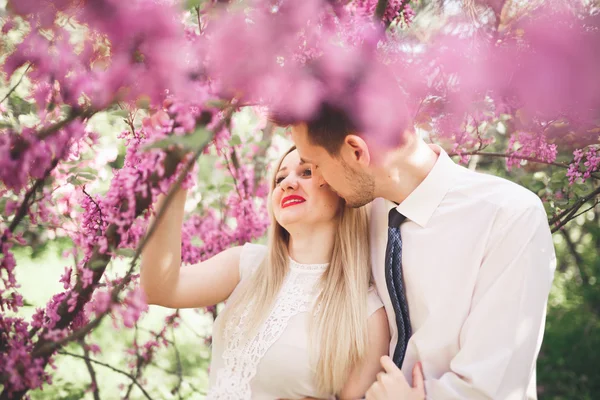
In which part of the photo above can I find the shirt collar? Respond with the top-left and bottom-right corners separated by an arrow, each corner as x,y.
389,145 -> 457,228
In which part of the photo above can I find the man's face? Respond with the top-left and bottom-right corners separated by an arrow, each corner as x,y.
290,123 -> 375,208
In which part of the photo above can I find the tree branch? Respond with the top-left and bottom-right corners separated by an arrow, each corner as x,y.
561,229 -> 586,274
450,150 -> 600,180
375,0 -> 390,21
36,107 -> 97,140
124,325 -> 142,399
450,150 -> 570,169
58,351 -> 153,400
551,185 -> 600,233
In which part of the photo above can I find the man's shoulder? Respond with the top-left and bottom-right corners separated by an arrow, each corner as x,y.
451,166 -> 545,214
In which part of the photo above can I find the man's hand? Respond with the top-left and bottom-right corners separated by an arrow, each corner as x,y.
365,356 -> 425,400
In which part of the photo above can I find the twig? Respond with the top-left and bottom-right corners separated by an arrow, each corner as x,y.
222,149 -> 244,199
0,64 -> 31,105
196,6 -> 202,33
124,325 -> 142,399
560,228 -> 594,303
551,185 -> 600,233
82,186 -> 104,229
449,150 -> 600,179
566,200 -> 599,222
79,339 -> 101,400
170,325 -> 184,399
58,351 -> 154,400
180,317 -> 205,340
252,121 -> 274,194
448,150 -> 568,169
0,158 -> 60,257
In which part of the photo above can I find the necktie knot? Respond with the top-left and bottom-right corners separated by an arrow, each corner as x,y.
388,208 -> 407,228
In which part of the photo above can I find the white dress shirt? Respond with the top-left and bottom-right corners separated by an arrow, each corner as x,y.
369,145 -> 556,400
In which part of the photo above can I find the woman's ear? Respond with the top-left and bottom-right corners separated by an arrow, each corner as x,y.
344,134 -> 371,167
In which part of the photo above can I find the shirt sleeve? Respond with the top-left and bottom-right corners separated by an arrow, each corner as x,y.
239,243 -> 268,281
424,204 -> 556,400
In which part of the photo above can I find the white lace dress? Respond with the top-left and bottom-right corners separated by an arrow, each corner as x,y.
207,243 -> 383,400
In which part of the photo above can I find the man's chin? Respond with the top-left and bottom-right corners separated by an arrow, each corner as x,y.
344,196 -> 373,208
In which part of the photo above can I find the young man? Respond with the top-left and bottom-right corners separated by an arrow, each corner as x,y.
285,104 -> 556,400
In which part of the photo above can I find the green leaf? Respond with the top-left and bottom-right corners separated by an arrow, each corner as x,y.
0,121 -> 13,129
550,170 -> 566,185
554,197 -> 570,207
230,134 -> 242,146
111,109 -> 130,118
89,258 -> 107,270
185,0 -> 204,9
573,183 -> 592,197
143,127 -> 212,152
67,176 -> 84,186
116,248 -> 136,258
205,99 -> 228,109
0,197 -> 7,215
76,172 -> 97,181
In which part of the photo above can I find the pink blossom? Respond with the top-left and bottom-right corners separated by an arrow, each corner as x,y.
567,147 -> 600,185
114,287 -> 148,329
59,267 -> 72,290
506,131 -> 557,171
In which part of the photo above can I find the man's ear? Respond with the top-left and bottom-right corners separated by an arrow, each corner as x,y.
344,134 -> 371,166
314,168 -> 327,187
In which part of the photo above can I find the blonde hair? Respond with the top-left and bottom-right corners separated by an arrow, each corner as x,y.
218,146 -> 371,395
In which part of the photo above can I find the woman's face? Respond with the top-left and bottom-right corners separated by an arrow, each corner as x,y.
271,149 -> 342,230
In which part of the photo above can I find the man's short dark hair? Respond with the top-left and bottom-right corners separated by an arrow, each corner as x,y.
269,102 -> 360,156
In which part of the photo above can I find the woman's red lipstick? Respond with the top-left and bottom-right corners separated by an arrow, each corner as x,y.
281,195 -> 306,208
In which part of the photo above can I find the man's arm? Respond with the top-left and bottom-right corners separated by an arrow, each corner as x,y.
424,204 -> 556,399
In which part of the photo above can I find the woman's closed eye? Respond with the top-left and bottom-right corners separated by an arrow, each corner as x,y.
275,175 -> 286,185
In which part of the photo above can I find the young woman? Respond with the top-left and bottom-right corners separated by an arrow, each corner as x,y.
140,146 -> 390,399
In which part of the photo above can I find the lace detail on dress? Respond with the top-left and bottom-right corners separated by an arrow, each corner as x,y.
289,257 -> 328,271
207,264 -> 326,400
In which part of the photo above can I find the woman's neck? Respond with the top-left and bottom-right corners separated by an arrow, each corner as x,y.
287,222 -> 336,265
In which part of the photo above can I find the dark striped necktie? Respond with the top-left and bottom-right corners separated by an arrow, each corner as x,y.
385,208 -> 412,368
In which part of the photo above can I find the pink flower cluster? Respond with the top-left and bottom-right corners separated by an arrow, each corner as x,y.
346,0 -> 413,24
114,287 -> 149,329
0,233 -> 20,313
0,317 -> 53,394
6,0 -> 196,108
0,121 -> 88,192
506,131 -> 558,171
567,147 -> 600,185
180,161 -> 269,265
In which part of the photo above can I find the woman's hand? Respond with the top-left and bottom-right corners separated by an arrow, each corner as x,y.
365,357 -> 425,400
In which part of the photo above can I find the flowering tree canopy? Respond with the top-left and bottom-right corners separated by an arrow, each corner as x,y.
0,0 -> 599,398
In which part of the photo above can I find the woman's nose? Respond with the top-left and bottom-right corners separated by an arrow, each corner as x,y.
281,174 -> 299,191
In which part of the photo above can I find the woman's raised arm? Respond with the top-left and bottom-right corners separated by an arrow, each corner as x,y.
140,188 -> 242,309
